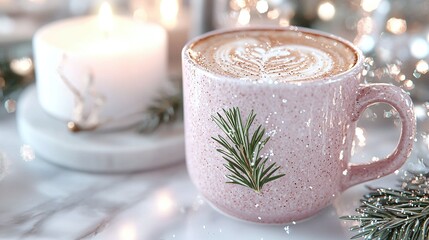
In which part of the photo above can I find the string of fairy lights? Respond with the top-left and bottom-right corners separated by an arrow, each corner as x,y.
216,0 -> 429,100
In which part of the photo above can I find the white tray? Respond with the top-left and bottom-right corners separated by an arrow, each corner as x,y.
16,85 -> 185,173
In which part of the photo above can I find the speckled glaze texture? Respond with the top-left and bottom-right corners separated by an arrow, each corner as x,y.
182,27 -> 416,224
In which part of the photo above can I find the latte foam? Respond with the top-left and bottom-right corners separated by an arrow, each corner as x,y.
187,29 -> 357,82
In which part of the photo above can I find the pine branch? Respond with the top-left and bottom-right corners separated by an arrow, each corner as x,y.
211,107 -> 285,193
341,171 -> 429,240
137,91 -> 181,133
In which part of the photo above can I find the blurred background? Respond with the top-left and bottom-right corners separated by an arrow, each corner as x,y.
1,0 -> 429,164
1,0 -> 429,104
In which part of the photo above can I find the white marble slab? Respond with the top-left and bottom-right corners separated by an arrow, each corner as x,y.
0,107 -> 420,240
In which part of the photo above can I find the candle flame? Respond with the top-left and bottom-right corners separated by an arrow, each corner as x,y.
160,0 -> 179,29
98,2 -> 113,35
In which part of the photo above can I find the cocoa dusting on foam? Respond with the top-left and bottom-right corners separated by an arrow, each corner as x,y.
188,29 -> 357,82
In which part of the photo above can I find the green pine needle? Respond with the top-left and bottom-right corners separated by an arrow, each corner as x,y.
211,107 -> 285,193
137,92 -> 181,134
341,171 -> 429,240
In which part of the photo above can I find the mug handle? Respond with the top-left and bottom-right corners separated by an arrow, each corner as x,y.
342,83 -> 416,190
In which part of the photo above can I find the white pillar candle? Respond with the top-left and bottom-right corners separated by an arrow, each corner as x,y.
33,4 -> 167,130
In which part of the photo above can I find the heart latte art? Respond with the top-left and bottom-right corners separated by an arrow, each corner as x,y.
188,29 -> 357,82
214,39 -> 335,81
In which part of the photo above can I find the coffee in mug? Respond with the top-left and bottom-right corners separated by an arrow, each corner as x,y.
188,29 -> 356,82
182,27 -> 415,224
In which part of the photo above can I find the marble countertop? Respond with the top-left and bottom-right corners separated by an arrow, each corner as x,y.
0,111 -> 420,240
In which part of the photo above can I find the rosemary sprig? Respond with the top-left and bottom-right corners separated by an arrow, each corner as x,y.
137,91 -> 181,133
211,107 -> 285,193
340,171 -> 429,240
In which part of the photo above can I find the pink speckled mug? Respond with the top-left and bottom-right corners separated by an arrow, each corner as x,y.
182,27 -> 415,224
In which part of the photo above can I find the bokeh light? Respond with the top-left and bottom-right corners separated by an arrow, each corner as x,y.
386,17 -> 407,35
10,57 -> 33,76
118,222 -> 137,240
410,38 -> 429,59
256,0 -> 269,14
416,60 -> 429,74
20,144 -> 35,162
237,8 -> 251,25
317,2 -> 335,21
361,0 -> 381,12
156,189 -> 175,216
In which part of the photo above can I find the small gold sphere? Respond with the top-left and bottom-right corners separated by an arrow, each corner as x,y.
67,121 -> 80,132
